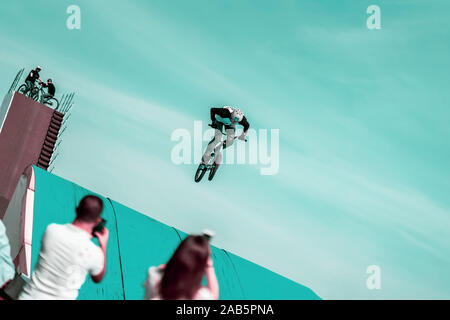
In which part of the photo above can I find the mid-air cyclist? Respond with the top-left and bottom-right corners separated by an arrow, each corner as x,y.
200,106 -> 250,169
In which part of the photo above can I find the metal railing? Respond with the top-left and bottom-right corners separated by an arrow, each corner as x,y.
7,68 -> 25,94
57,92 -> 75,114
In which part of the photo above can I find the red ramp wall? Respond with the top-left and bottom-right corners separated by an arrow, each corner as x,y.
0,92 -> 54,218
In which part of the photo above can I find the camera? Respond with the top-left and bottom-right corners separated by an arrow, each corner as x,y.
92,218 -> 107,236
202,229 -> 215,241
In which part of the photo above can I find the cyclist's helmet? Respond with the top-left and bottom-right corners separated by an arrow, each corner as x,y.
223,106 -> 244,122
36,66 -> 42,71
231,108 -> 244,122
47,79 -> 52,83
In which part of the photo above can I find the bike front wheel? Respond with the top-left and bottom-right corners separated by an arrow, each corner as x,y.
194,164 -> 207,183
208,162 -> 220,181
17,84 -> 27,94
45,98 -> 59,109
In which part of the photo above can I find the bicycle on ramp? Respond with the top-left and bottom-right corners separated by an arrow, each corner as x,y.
18,81 -> 39,100
36,83 -> 59,109
17,82 -> 59,109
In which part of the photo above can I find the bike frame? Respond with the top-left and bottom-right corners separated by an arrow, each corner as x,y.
36,83 -> 58,108
19,80 -> 39,97
205,124 -> 247,167
194,123 -> 247,182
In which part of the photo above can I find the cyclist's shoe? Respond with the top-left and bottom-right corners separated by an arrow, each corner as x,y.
199,163 -> 206,170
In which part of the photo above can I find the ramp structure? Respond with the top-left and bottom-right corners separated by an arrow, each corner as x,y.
3,165 -> 320,300
0,92 -> 64,219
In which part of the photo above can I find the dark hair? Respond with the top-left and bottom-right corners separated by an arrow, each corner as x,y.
75,195 -> 103,222
159,235 -> 210,299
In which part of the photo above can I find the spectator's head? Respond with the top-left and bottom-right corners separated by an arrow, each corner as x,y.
159,235 -> 210,299
47,79 -> 52,84
36,66 -> 42,72
75,195 -> 103,224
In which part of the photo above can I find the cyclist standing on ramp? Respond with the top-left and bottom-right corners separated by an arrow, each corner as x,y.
39,79 -> 56,104
23,66 -> 43,96
200,106 -> 250,169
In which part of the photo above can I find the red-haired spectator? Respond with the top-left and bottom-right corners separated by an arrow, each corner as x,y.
19,195 -> 109,300
144,235 -> 219,300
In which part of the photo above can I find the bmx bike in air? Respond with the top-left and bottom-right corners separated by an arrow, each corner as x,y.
194,124 -> 247,183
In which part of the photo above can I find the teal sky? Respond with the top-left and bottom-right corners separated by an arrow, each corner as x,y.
1,0 -> 449,299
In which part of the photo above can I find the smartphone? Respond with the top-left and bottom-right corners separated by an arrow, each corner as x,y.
202,229 -> 215,241
93,218 -> 107,236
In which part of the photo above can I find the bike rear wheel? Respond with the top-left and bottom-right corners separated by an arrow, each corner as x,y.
18,84 -> 27,94
45,98 -> 59,109
208,162 -> 220,181
194,164 -> 207,183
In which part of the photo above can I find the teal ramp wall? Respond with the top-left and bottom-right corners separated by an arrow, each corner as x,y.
111,200 -> 187,300
31,166 -> 320,300
228,253 -> 319,299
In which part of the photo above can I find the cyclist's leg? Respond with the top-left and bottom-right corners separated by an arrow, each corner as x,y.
41,93 -> 51,104
23,80 -> 33,95
223,125 -> 236,150
202,123 -> 224,164
47,95 -> 55,105
29,81 -> 36,95
212,126 -> 234,165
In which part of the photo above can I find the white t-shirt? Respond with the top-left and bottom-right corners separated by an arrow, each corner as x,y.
143,266 -> 213,300
19,223 -> 104,300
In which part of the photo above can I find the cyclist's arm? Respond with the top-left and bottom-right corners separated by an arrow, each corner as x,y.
210,108 -> 232,122
239,116 -> 250,134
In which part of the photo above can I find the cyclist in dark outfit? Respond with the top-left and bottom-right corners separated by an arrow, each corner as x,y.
23,66 -> 42,96
200,106 -> 250,167
40,79 -> 56,104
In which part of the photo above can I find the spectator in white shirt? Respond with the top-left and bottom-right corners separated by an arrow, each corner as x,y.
19,195 -> 109,300
144,235 -> 219,300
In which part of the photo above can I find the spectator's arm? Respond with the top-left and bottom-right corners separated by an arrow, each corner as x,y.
91,246 -> 106,283
0,221 -> 15,283
91,228 -> 109,283
143,267 -> 157,300
205,258 -> 219,300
